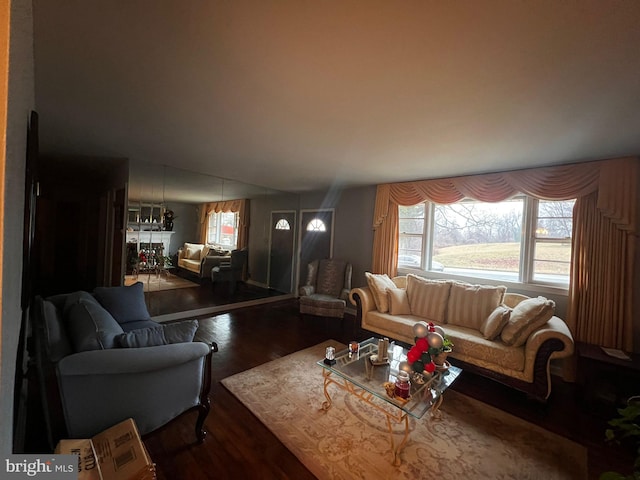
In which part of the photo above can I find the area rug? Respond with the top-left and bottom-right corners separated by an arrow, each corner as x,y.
124,273 -> 199,292
221,341 -> 587,480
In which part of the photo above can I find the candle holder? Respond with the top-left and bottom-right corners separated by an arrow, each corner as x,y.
324,346 -> 336,365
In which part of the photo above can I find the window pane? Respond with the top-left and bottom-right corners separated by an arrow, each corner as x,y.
533,242 -> 571,280
532,199 -> 574,283
536,200 -> 575,240
398,204 -> 426,268
307,218 -> 326,231
219,211 -> 237,246
399,218 -> 424,234
398,235 -> 423,267
432,199 -> 523,280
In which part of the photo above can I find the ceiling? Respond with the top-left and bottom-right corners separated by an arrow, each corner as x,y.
33,1 -> 640,194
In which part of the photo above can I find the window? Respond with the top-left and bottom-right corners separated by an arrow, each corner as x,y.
275,218 -> 291,230
307,218 -> 326,231
398,197 -> 575,287
531,199 -> 575,283
207,211 -> 239,248
398,205 -> 425,268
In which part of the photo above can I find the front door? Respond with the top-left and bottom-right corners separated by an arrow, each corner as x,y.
269,211 -> 296,293
299,209 -> 334,289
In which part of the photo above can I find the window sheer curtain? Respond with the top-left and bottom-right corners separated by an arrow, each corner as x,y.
372,157 -> 638,350
197,198 -> 250,250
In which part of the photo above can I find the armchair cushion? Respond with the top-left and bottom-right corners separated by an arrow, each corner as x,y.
94,282 -> 152,324
116,320 -> 199,348
63,292 -> 124,352
316,259 -> 347,297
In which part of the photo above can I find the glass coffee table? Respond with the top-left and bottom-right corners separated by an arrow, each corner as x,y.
317,337 -> 461,466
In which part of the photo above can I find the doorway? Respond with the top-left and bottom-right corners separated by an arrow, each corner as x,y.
268,211 -> 296,293
298,209 -> 334,289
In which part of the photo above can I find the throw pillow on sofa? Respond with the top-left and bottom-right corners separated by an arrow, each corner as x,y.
446,281 -> 507,330
116,320 -> 199,348
183,242 -> 204,260
387,288 -> 412,315
480,304 -> 512,340
365,272 -> 397,313
94,282 -> 152,325
406,274 -> 451,323
63,291 -> 125,352
501,296 -> 556,347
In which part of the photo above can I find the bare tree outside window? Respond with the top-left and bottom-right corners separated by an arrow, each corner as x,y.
432,200 -> 523,275
398,197 -> 575,286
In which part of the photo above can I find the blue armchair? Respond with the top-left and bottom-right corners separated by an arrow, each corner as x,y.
32,282 -> 216,448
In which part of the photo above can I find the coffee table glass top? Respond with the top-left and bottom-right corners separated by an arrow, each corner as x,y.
317,337 -> 461,419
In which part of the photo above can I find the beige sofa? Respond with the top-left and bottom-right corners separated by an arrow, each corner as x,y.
177,242 -> 231,279
349,273 -> 575,402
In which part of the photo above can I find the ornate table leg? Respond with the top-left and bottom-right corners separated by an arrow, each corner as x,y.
321,370 -> 333,411
429,392 -> 445,419
385,414 -> 410,466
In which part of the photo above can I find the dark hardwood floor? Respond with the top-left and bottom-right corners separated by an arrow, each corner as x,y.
142,275 -> 288,317
24,285 -> 636,479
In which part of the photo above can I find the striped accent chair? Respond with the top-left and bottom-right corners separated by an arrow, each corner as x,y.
299,259 -> 353,318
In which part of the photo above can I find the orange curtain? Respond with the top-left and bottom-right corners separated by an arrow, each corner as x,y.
372,157 -> 639,350
568,159 -> 638,351
198,198 -> 250,250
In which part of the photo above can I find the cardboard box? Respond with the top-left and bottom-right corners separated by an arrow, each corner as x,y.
55,438 -> 101,480
55,419 -> 156,480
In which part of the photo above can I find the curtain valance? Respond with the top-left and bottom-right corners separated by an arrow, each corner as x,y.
374,157 -> 637,237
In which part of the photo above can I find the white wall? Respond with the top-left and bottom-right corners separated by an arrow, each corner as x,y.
1,0 -> 34,454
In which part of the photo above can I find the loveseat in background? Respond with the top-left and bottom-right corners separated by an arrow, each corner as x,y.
177,242 -> 231,279
349,274 -> 574,402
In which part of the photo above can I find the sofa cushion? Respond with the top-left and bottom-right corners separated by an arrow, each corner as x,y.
365,272 -> 397,313
63,291 -> 124,352
446,281 -> 506,330
116,320 -> 199,348
480,305 -> 512,340
445,324 -> 526,372
179,258 -> 201,274
388,288 -> 411,315
501,296 -> 556,347
316,259 -> 347,297
93,282 -> 152,325
365,310 -> 425,341
406,275 -> 451,323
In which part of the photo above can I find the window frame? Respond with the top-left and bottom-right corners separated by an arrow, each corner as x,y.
397,196 -> 574,291
206,210 -> 239,248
